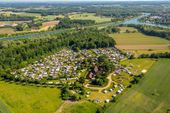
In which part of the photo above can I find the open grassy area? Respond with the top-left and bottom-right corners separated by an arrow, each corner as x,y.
0,99 -> 11,113
0,11 -> 41,17
60,101 -> 99,113
0,80 -> 63,113
69,13 -> 111,23
120,58 -> 156,75
110,27 -> 170,50
0,27 -> 15,34
118,27 -> 137,33
0,21 -> 30,25
105,59 -> 170,113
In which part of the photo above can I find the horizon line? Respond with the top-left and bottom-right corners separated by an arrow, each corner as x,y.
0,0 -> 169,3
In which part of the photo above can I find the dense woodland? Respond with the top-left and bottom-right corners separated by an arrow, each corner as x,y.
56,18 -> 95,29
0,29 -> 115,77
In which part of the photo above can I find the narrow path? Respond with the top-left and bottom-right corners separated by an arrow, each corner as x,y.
84,73 -> 113,92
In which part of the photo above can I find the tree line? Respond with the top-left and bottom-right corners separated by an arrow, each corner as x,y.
56,17 -> 95,29
127,25 -> 170,40
139,52 -> 170,58
0,13 -> 34,21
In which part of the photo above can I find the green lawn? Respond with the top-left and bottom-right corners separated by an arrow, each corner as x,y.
0,81 -> 63,113
105,59 -> 170,113
69,13 -> 111,23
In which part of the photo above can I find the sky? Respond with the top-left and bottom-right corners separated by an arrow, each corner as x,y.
0,0 -> 168,2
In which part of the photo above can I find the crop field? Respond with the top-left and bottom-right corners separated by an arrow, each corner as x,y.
110,31 -> 170,50
41,20 -> 60,30
105,59 -> 170,113
0,80 -> 62,113
69,13 -> 111,23
0,27 -> 15,34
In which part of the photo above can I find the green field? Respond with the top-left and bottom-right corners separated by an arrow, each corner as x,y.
0,80 -> 63,113
110,32 -> 170,50
61,101 -> 99,113
0,99 -> 11,113
105,59 -> 170,113
120,58 -> 156,75
0,11 -> 41,17
69,13 -> 111,23
118,27 -> 137,33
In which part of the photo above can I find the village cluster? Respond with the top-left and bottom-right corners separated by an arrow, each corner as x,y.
11,48 -> 126,83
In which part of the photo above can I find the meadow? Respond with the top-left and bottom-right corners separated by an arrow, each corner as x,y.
60,101 -> 99,113
0,80 -> 63,113
0,99 -> 11,113
118,27 -> 137,33
120,58 -> 156,75
0,27 -> 15,34
0,11 -> 41,17
105,59 -> 170,113
110,31 -> 170,50
69,13 -> 111,23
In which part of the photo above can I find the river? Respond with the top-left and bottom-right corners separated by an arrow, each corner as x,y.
123,13 -> 170,28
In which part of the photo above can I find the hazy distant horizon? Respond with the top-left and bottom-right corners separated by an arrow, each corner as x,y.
0,0 -> 169,3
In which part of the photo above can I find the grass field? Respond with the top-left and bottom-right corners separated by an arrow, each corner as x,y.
0,21 -> 30,25
0,27 -> 15,34
0,11 -> 41,17
105,59 -> 170,113
120,58 -> 156,75
60,101 -> 99,113
0,80 -> 63,113
0,99 -> 11,113
110,32 -> 170,50
69,13 -> 111,23
118,27 -> 137,33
